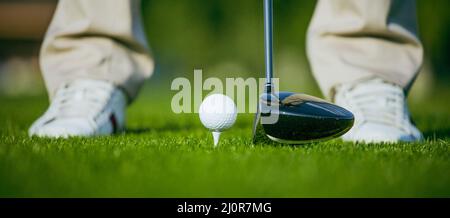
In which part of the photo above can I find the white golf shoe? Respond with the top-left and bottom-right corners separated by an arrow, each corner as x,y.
334,78 -> 423,143
29,79 -> 127,138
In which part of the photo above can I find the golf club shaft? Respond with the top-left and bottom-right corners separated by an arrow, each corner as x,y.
264,0 -> 273,94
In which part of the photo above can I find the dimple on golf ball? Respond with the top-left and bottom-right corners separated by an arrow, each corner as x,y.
199,94 -> 237,132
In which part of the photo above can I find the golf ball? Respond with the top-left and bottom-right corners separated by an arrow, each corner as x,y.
199,94 -> 237,132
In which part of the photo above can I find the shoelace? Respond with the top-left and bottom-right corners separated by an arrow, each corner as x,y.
337,80 -> 411,133
51,81 -> 113,119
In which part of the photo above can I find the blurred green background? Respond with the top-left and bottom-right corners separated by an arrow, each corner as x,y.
0,0 -> 449,99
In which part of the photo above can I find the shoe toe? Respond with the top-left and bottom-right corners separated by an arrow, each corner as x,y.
31,118 -> 94,138
343,123 -> 422,143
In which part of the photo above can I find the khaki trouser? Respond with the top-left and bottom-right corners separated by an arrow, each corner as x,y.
40,0 -> 153,100
307,0 -> 423,98
41,0 -> 423,101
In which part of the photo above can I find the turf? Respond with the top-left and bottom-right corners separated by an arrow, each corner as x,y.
0,85 -> 449,198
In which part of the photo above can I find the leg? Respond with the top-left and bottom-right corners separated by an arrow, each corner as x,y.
30,0 -> 154,137
40,0 -> 154,101
307,0 -> 424,143
307,0 -> 423,99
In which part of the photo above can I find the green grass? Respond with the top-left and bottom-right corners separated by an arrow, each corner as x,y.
0,86 -> 449,198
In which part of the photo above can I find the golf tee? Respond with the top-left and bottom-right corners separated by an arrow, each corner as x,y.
212,132 -> 221,147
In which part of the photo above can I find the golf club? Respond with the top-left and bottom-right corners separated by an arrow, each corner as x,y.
252,0 -> 355,144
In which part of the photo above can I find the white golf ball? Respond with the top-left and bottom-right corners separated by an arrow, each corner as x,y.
199,94 -> 237,132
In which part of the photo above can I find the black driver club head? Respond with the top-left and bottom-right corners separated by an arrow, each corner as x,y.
252,92 -> 354,144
